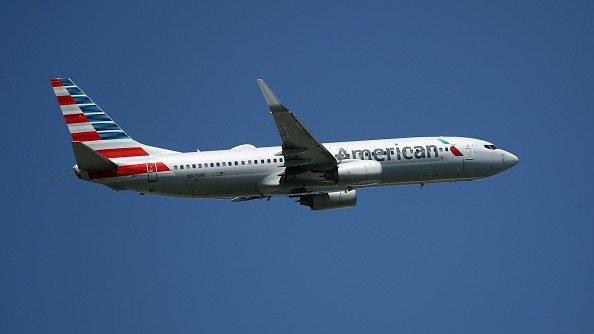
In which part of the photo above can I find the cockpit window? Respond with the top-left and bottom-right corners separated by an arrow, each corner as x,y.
484,144 -> 498,150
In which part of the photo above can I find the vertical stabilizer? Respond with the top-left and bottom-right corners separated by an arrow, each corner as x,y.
51,78 -> 178,165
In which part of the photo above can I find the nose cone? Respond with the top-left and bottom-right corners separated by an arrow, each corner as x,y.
505,152 -> 519,167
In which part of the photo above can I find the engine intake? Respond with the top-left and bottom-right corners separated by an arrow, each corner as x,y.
299,190 -> 357,210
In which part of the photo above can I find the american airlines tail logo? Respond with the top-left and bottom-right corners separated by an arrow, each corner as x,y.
51,77 -> 156,160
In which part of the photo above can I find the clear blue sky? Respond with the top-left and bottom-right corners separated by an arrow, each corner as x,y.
1,1 -> 593,333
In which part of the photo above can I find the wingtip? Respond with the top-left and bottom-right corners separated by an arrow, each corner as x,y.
257,79 -> 283,108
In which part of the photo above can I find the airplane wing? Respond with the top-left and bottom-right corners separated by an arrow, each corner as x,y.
257,79 -> 337,177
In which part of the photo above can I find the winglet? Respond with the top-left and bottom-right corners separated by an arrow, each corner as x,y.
257,79 -> 287,112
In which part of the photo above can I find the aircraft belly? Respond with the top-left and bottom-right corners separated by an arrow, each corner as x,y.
198,172 -> 266,197
149,174 -> 261,198
381,160 -> 461,184
93,175 -> 155,192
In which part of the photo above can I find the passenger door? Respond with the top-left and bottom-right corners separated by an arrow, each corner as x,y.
464,144 -> 474,160
147,162 -> 158,182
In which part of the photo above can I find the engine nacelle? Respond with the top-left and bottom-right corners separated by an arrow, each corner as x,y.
299,190 -> 357,210
336,160 -> 382,185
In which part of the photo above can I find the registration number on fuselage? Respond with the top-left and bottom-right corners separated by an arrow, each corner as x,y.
187,173 -> 206,178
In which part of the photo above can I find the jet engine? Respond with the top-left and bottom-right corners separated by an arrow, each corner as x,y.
334,160 -> 382,185
298,190 -> 357,210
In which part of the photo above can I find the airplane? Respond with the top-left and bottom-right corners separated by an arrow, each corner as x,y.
51,78 -> 519,210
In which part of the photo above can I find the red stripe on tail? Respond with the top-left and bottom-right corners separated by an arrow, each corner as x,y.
156,162 -> 171,172
71,131 -> 102,141
51,79 -> 63,87
64,113 -> 89,124
88,162 -> 171,179
57,95 -> 76,105
88,164 -> 146,179
97,147 -> 150,158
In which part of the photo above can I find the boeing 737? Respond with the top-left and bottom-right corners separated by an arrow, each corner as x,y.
51,78 -> 518,210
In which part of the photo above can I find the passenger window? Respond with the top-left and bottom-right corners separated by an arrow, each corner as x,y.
279,158 -> 283,162
445,147 -> 449,151
241,161 -> 245,165
228,162 -> 232,166
216,162 -> 220,167
248,160 -> 252,164
192,164 -> 196,168
235,161 -> 238,165
222,162 -> 226,166
174,165 -> 178,170
261,159 -> 265,164
254,160 -> 258,164
273,158 -> 277,163
267,159 -> 271,163
180,165 -> 184,169
198,164 -> 202,168
210,163 -> 214,167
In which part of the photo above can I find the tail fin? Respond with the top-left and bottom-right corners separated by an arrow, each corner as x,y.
51,78 -> 177,165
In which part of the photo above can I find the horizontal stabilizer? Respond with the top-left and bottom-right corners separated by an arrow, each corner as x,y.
71,142 -> 116,171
